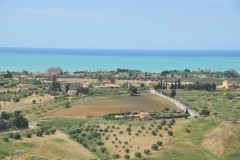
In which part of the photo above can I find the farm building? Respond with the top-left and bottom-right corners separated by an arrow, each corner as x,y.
68,90 -> 78,97
220,80 -> 238,89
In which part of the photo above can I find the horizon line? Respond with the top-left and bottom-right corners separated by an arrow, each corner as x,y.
1,47 -> 240,52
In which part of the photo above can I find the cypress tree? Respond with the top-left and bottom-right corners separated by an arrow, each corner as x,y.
186,109 -> 189,115
160,79 -> 163,89
212,82 -> 216,91
178,79 -> 181,89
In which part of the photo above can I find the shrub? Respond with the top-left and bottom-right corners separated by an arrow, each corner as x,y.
44,130 -> 50,135
200,109 -> 210,116
125,148 -> 130,153
13,132 -> 21,139
124,155 -> 130,159
186,129 -> 191,133
151,144 -> 158,150
126,127 -> 131,132
2,136 -> 9,142
96,140 -> 104,146
25,131 -> 32,138
157,141 -> 163,146
112,154 -> 120,159
49,128 -> 56,134
135,152 -> 142,158
157,125 -> 162,129
64,101 -> 71,108
100,146 -> 107,153
144,149 -> 151,155
35,129 -> 43,137
32,100 -> 37,104
8,132 -> 14,138
168,130 -> 174,136
151,131 -> 157,136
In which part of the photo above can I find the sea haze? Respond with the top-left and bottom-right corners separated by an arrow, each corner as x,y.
0,48 -> 240,72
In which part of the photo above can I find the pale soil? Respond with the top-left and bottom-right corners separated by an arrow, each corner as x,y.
49,94 -> 180,118
9,131 -> 96,160
101,123 -> 173,158
202,122 -> 234,157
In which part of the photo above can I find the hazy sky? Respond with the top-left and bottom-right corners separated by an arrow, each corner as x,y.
1,0 -> 240,50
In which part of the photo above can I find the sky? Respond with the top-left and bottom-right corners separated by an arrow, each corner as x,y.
0,0 -> 240,50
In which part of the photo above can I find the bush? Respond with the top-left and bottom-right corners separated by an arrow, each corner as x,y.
151,144 -> 158,150
151,131 -> 157,136
157,141 -> 163,146
144,149 -> 151,155
25,131 -> 32,138
64,101 -> 71,108
49,128 -> 56,134
96,140 -> 104,146
125,148 -> 130,153
100,146 -> 107,153
13,132 -> 21,139
135,152 -> 142,158
2,136 -> 9,142
8,132 -> 14,138
44,130 -> 50,135
124,155 -> 130,159
168,130 -> 174,136
200,109 -> 210,116
35,129 -> 43,137
157,125 -> 162,129
112,154 -> 120,159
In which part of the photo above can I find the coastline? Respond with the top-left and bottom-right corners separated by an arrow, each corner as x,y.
0,49 -> 240,72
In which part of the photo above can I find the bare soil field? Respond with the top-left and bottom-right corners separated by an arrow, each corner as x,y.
49,94 -> 180,118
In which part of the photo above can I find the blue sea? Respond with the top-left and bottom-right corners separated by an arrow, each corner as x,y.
0,48 -> 240,72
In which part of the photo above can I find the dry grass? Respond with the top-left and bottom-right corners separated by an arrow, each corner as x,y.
7,131 -> 96,160
101,122 -> 172,158
202,122 -> 234,157
49,94 -> 180,118
0,94 -> 54,113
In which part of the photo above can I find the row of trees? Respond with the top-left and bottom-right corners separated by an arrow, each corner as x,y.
154,79 -> 182,90
154,79 -> 217,92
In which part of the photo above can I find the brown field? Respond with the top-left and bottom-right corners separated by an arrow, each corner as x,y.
49,94 -> 180,118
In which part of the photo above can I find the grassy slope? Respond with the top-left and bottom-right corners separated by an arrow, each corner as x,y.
163,90 -> 240,121
0,131 -> 96,160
